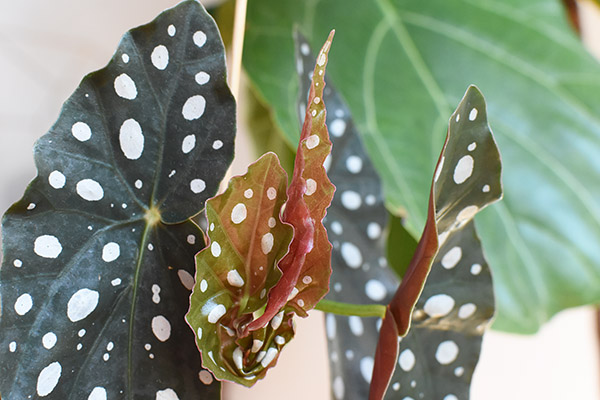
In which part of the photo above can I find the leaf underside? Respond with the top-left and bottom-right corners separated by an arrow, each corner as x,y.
0,1 -> 234,398
244,0 -> 600,333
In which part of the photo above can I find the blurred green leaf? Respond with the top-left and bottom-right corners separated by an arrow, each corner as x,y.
244,0 -> 600,333
386,215 -> 418,279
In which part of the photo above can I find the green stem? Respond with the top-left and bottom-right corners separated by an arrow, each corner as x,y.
315,299 -> 386,319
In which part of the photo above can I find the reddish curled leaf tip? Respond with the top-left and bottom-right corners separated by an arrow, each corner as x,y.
369,86 -> 503,400
246,30 -> 336,332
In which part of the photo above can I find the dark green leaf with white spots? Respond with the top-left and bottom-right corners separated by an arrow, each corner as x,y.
293,32 -> 397,400
371,86 -> 502,399
0,1 -> 234,398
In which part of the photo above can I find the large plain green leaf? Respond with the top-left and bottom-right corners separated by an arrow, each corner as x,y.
244,0 -> 600,333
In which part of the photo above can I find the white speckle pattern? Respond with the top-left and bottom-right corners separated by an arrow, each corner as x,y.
469,108 -> 478,121
72,122 -> 92,142
34,235 -> 62,259
341,191 -> 361,210
119,118 -> 144,160
348,316 -> 364,336
261,233 -> 274,254
424,294 -> 455,318
453,155 -> 474,184
392,382 -> 400,391
178,270 -> 195,290
454,366 -> 465,377
209,223 -> 215,231
341,242 -> 362,268
326,314 -> 336,339
274,335 -> 286,345
333,376 -> 345,399
399,349 -> 416,371
151,45 -> 169,70
36,361 -> 62,396
365,280 -> 387,301
42,332 -> 57,349
227,270 -> 245,287
106,342 -> 114,351
9,341 -> 17,352
67,289 -> 99,322
301,43 -> 310,55
151,315 -> 172,342
156,388 -> 180,400
102,242 -> 120,262
152,284 -> 161,304
88,387 -> 107,400
190,179 -> 206,193
15,293 -> 33,315
208,304 -> 226,324
482,184 -> 491,193
49,171 -> 66,189
187,235 -> 196,245
122,54 -> 130,63
27,203 -> 36,210
210,242 -> 221,257
196,329 -> 202,341
346,156 -> 362,174
231,203 -> 247,224
330,119 -> 346,137
444,395 -> 458,400
243,189 -> 254,199
436,340 -> 459,365
200,279 -> 208,292
182,95 -> 206,120
457,205 -> 479,223
367,222 -> 382,239
78,329 -> 86,337
271,311 -> 284,330
13,259 -> 22,268
168,25 -> 176,36
212,140 -> 223,150
193,31 -> 207,47
458,303 -> 477,319
471,263 -> 482,275
102,354 -> 109,362
195,72 -> 210,85
233,347 -> 244,370
135,179 -> 143,189
114,73 -> 137,100
182,134 -> 196,154
360,357 -> 374,383
306,135 -> 320,149
252,339 -> 263,353
76,179 -> 104,201
302,275 -> 312,285
305,179 -> 317,196
268,217 -> 276,228
441,247 -> 462,269
199,370 -> 213,385
267,187 -> 277,200
468,142 -> 477,151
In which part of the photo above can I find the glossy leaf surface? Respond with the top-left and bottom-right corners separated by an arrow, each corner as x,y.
0,1 -> 234,398
371,86 -> 502,399
244,0 -> 600,333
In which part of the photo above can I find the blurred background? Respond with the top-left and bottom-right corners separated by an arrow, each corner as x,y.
0,1 -> 599,399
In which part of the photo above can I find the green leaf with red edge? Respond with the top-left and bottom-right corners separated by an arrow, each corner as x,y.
370,86 -> 503,400
246,30 -> 336,331
186,152 -> 294,386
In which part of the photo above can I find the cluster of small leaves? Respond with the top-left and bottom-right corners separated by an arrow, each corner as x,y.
0,2 -> 233,398
185,31 -> 336,386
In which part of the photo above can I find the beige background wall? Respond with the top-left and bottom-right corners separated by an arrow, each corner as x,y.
0,1 -> 599,399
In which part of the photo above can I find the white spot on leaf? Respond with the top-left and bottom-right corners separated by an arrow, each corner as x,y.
182,95 -> 206,120
114,73 -> 137,100
15,293 -> 33,315
37,361 -> 62,396
156,388 -> 180,400
453,155 -> 474,184
227,270 -> 245,287
231,203 -> 247,224
195,71 -> 210,85
67,289 -> 99,322
76,179 -> 104,201
72,122 -> 92,141
42,332 -> 57,349
360,357 -> 374,383
193,31 -> 207,47
365,280 -> 387,301
341,242 -> 362,268
261,233 -> 274,254
48,171 -> 66,189
469,108 -> 478,121
151,315 -> 172,342
306,135 -> 320,149
207,304 -> 226,324
424,294 -> 455,318
151,45 -> 169,70
441,247 -> 462,269
341,191 -> 361,210
267,187 -> 277,200
458,303 -> 477,319
119,118 -> 144,160
182,135 -> 196,154
102,242 -> 120,262
88,387 -> 107,400
178,270 -> 194,290
34,235 -> 62,258
436,340 -> 459,365
399,349 -> 416,371
190,179 -> 206,194
305,178 -> 317,196
330,119 -> 346,137
349,316 -> 364,336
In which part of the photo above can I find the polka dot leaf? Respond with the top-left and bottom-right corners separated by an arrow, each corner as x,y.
293,31 -> 396,400
185,31 -> 335,387
0,1 -> 233,398
371,86 -> 502,399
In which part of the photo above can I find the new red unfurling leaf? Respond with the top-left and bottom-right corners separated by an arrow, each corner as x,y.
369,86 -> 503,400
185,31 -> 335,385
